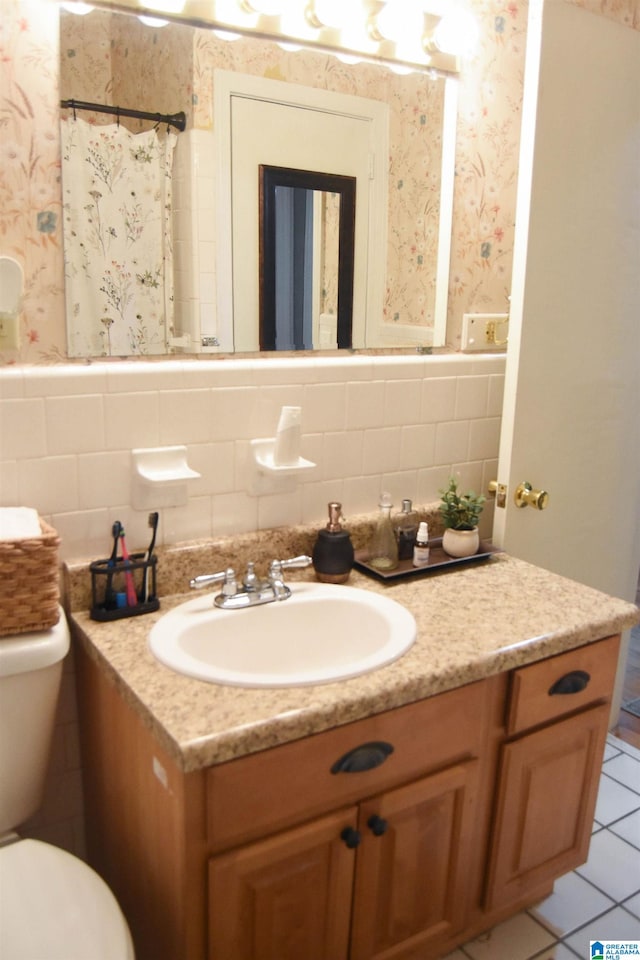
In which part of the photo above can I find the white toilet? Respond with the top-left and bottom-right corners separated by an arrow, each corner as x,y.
0,612 -> 135,959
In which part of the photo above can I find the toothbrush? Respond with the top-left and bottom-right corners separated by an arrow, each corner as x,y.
119,527 -> 138,607
104,521 -> 122,608
142,511 -> 159,603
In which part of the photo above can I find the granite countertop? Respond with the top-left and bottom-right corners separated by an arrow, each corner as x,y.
70,550 -> 639,773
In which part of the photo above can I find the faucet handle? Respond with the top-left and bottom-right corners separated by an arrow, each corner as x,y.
278,554 -> 313,570
269,555 -> 312,586
190,568 -> 235,590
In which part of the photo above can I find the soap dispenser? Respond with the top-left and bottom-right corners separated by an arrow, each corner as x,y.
369,492 -> 399,571
312,502 -> 354,584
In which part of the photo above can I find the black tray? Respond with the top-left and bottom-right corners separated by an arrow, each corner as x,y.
353,538 -> 498,582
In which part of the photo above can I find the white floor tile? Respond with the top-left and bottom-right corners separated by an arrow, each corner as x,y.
603,752 -> 640,794
604,741 -> 622,762
576,830 -> 640,902
624,892 -> 640,920
529,944 -> 580,960
609,808 -> 640,849
528,871 -> 614,938
459,912 -> 554,960
594,774 -> 640,825
564,906 -> 640,955
610,735 -> 640,763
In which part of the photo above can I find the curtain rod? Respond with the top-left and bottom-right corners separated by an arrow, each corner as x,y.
60,98 -> 187,132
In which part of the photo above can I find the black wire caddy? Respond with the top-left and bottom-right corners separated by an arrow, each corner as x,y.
90,552 -> 159,622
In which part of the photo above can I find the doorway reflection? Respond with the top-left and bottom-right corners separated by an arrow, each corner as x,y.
259,166 -> 356,350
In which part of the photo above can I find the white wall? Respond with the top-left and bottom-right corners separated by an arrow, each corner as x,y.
0,353 -> 505,563
172,129 -> 218,352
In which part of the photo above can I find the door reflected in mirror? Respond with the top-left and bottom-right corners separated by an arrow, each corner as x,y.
259,167 -> 356,351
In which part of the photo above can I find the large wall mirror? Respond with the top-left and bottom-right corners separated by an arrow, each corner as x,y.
59,5 -> 457,357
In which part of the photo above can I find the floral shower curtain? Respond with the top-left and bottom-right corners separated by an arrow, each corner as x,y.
61,117 -> 177,357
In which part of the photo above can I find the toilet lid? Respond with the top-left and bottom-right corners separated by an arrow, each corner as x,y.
0,839 -> 135,959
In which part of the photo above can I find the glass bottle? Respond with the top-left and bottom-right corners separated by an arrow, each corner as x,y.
393,498 -> 419,561
369,493 -> 399,571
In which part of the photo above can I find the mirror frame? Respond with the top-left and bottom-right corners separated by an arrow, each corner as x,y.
259,166 -> 356,351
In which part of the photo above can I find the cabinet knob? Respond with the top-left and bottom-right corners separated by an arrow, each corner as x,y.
548,670 -> 591,696
340,826 -> 361,849
367,814 -> 388,837
330,741 -> 394,774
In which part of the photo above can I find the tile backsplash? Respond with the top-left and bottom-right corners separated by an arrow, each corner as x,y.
0,353 -> 504,564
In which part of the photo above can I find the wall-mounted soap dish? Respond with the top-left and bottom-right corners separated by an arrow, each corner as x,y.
132,446 -> 200,509
248,439 -> 316,496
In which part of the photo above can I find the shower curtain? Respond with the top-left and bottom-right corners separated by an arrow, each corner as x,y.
60,117 -> 177,357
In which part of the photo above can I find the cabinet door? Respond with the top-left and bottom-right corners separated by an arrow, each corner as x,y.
350,760 -> 480,960
485,703 -> 609,911
208,806 -> 357,960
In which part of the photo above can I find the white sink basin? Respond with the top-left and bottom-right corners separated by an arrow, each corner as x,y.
149,581 -> 416,687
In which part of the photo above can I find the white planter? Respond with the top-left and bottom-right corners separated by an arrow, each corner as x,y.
442,527 -> 480,558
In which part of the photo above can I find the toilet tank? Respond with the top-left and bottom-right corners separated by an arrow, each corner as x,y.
0,613 -> 70,833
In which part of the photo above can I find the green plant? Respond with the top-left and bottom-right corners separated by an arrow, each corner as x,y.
439,477 -> 485,531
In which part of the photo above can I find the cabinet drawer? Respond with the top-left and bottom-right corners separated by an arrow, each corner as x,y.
506,635 -> 619,736
206,675 -> 502,853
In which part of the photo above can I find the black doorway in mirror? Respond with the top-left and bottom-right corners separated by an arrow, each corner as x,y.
259,166 -> 356,351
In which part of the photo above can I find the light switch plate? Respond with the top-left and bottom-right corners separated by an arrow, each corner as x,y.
461,313 -> 509,352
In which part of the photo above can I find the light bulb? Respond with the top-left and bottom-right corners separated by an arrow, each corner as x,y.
374,0 -> 424,45
241,0 -> 283,14
432,9 -> 479,56
217,0 -> 258,28
312,0 -> 343,29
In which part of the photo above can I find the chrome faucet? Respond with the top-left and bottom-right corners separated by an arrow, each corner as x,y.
189,555 -> 312,609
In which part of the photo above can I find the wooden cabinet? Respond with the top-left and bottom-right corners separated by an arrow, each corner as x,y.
74,633 -> 620,960
208,759 -> 480,960
485,635 -> 619,914
350,760 -> 479,960
205,680 -> 495,960
208,807 -> 356,960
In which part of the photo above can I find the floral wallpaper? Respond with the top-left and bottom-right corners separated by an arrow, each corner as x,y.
0,0 -> 638,364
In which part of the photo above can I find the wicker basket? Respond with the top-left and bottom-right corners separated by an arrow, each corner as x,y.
0,518 -> 61,636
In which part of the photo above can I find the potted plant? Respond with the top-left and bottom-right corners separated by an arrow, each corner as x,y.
439,477 -> 485,558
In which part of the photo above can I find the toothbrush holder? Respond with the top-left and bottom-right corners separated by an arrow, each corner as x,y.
89,552 -> 159,622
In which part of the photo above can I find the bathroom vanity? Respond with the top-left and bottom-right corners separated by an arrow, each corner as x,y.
70,551 -> 639,960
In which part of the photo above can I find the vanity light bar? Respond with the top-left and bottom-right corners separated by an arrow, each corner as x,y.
99,0 -> 468,75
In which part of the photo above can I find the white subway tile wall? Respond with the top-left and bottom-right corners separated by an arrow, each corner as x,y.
0,353 -> 505,563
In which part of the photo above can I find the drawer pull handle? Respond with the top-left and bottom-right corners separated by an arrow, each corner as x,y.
548,670 -> 591,696
340,826 -> 361,849
330,741 -> 394,774
367,814 -> 389,837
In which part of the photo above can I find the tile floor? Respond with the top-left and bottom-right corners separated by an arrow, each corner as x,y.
445,733 -> 640,960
